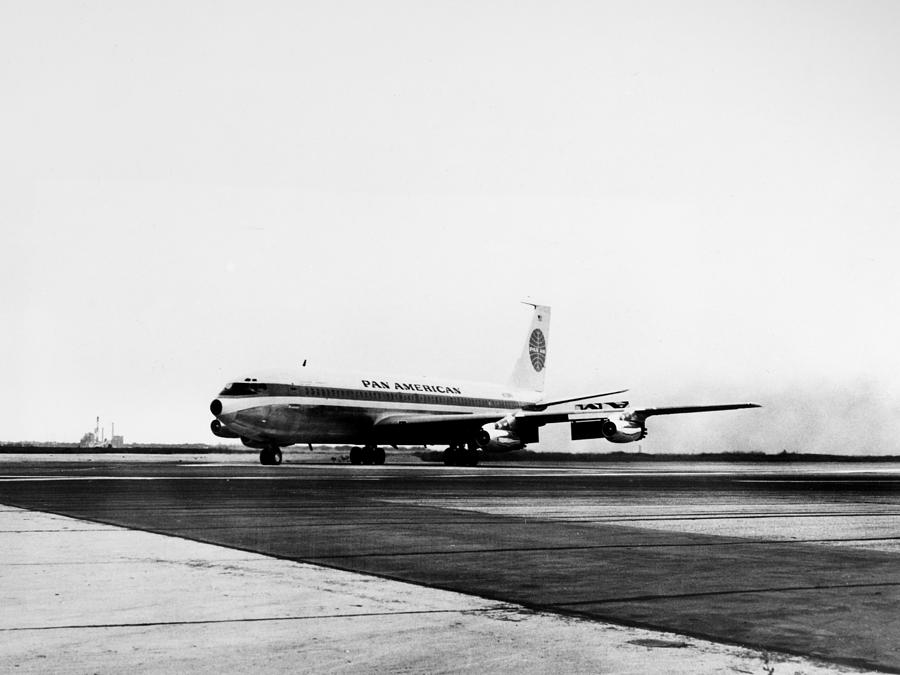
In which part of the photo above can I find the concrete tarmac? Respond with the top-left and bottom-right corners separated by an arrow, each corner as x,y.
1,455 -> 899,673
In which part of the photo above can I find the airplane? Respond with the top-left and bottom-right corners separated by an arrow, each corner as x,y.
209,304 -> 760,465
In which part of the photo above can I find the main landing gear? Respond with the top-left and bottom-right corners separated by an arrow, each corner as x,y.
349,445 -> 386,465
259,446 -> 283,465
443,442 -> 480,467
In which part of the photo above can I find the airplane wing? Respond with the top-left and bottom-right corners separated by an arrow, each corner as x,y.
376,403 -> 760,433
373,410 -> 568,445
375,410 -> 570,429
373,412 -> 507,445
629,403 -> 760,423
521,389 -> 628,411
374,403 -> 760,446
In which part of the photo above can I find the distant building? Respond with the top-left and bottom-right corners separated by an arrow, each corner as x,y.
78,417 -> 123,448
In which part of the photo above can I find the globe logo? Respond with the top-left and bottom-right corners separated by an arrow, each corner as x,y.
529,329 -> 546,371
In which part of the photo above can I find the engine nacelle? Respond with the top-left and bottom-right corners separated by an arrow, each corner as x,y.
210,419 -> 239,439
571,414 -> 645,443
476,415 -> 526,451
599,414 -> 645,444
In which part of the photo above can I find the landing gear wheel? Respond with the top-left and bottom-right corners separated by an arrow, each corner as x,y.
259,447 -> 283,466
349,446 -> 384,465
444,443 -> 480,466
464,441 -> 480,466
443,445 -> 462,466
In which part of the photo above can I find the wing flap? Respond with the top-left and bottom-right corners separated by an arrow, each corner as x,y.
375,413 -> 505,428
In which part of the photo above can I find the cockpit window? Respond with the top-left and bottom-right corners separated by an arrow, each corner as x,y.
219,382 -> 268,396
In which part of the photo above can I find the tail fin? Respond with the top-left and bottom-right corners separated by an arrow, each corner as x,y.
508,304 -> 551,393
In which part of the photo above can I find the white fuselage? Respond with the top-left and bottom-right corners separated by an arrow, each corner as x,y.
211,368 -> 542,447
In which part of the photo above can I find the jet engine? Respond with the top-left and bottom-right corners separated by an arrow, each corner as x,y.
598,414 -> 646,444
210,419 -> 239,439
476,414 -> 527,451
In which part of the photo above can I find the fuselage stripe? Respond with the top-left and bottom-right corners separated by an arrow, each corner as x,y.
219,383 -> 528,411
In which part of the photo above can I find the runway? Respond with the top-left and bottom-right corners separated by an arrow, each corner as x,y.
2,455 -> 899,672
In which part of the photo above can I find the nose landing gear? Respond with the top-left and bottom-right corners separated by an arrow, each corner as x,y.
259,446 -> 283,465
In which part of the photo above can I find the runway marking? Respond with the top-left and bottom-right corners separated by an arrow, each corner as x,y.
0,606 -> 512,633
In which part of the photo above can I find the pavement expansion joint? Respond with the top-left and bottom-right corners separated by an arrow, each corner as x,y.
0,607 -> 515,633
0,528 -> 114,533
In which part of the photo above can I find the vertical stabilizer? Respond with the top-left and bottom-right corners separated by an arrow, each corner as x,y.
508,304 -> 551,392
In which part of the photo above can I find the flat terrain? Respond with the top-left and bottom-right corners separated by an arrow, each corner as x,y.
2,456 -> 899,672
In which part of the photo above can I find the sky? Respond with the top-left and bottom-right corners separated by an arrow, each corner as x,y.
3,1 -> 900,453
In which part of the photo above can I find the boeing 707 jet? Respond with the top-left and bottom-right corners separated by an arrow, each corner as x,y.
209,305 -> 759,465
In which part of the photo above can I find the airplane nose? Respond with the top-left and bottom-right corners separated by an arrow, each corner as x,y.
210,399 -> 223,416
